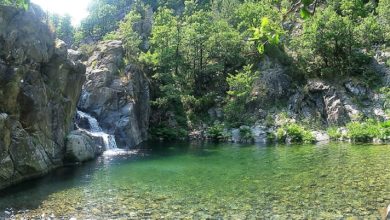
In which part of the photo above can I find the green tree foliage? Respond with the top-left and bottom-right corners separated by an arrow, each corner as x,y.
75,0 -> 389,139
224,65 -> 258,127
377,0 -> 390,42
292,0 -> 384,77
107,2 -> 151,63
78,0 -> 133,41
0,0 -> 29,9
49,14 -> 74,45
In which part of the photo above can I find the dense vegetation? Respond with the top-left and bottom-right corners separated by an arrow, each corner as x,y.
114,0 -> 387,140
0,0 -> 29,9
75,0 -> 389,141
5,0 -> 388,142
49,14 -> 74,45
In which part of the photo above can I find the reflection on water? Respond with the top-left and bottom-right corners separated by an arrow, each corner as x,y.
1,142 -> 390,219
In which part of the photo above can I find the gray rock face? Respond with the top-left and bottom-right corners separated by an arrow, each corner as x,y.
78,40 -> 150,148
289,79 -> 388,125
0,5 -> 85,189
344,81 -> 368,96
372,50 -> 390,86
251,125 -> 268,144
253,60 -> 292,101
289,80 -> 349,125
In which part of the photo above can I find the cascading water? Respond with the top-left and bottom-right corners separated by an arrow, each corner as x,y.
76,110 -> 118,150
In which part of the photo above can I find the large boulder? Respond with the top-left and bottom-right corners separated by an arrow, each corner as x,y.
0,5 -> 85,189
65,130 -> 104,162
78,40 -> 150,147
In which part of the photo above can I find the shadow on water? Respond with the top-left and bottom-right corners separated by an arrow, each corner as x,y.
0,160 -> 101,212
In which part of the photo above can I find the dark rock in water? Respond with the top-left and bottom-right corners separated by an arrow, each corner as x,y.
0,5 -> 85,189
78,40 -> 150,148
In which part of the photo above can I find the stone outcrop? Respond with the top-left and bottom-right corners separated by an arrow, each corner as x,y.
289,79 -> 388,126
289,80 -> 353,126
0,5 -> 85,189
252,58 -> 292,103
65,130 -> 104,162
78,40 -> 150,148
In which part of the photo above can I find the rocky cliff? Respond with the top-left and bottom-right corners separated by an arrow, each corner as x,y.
0,5 -> 85,189
78,40 -> 150,148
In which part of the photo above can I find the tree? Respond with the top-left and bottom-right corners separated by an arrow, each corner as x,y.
50,14 -> 74,45
224,65 -> 258,127
78,0 -> 133,41
0,0 -> 29,9
291,0 -> 386,78
377,0 -> 390,42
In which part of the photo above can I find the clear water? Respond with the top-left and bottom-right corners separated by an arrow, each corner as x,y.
1,142 -> 390,219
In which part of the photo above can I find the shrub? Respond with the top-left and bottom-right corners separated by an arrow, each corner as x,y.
285,123 -> 315,143
264,115 -> 274,127
239,127 -> 253,143
224,65 -> 258,127
346,120 -> 380,142
78,44 -> 97,58
207,123 -> 227,141
103,31 -> 120,40
275,123 -> 314,144
276,127 -> 286,142
292,4 -> 381,78
379,121 -> 390,140
266,132 -> 276,142
150,124 -> 188,141
327,127 -> 342,140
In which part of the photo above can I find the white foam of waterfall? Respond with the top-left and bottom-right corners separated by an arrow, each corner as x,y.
76,110 -> 118,150
77,110 -> 102,132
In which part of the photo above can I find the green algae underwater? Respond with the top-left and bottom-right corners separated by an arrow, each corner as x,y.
1,142 -> 390,219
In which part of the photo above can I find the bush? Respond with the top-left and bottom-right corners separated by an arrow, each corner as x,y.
346,120 -> 380,142
239,127 -> 253,143
379,121 -> 390,140
266,132 -> 276,142
150,124 -> 188,141
207,123 -> 228,141
327,127 -> 342,140
275,123 -> 314,144
78,44 -> 97,58
224,65 -> 258,127
276,127 -> 286,142
285,123 -> 315,143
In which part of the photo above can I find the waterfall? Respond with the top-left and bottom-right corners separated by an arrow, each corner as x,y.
76,110 -> 118,150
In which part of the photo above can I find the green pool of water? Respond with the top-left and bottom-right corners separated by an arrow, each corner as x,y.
1,142 -> 390,219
